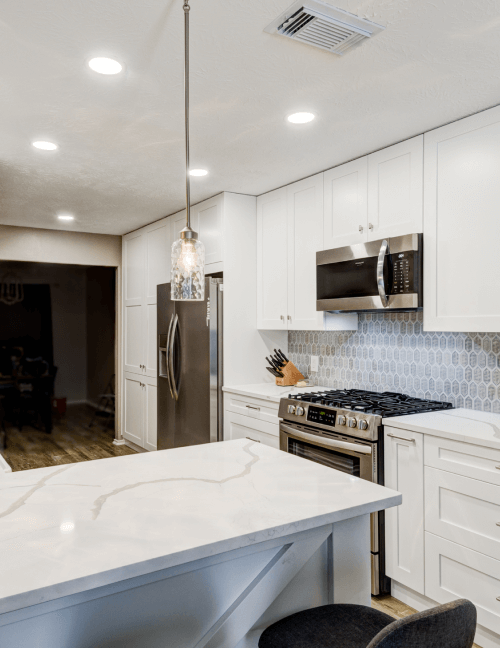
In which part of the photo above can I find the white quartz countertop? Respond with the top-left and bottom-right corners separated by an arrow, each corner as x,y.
383,408 -> 500,450
0,440 -> 400,615
222,383 -> 331,403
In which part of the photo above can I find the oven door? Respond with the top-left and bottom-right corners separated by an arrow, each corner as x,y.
280,421 -> 386,595
280,422 -> 375,482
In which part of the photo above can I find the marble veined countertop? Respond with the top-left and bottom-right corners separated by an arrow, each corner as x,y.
0,440 -> 400,615
222,383 -> 331,403
383,408 -> 500,450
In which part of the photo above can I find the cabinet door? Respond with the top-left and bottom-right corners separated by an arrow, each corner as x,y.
323,157 -> 368,249
257,188 -> 288,330
367,135 -> 423,241
287,174 -> 325,330
143,376 -> 158,452
123,372 -> 144,447
224,411 -> 279,449
384,427 -> 425,594
145,220 -> 170,303
425,532 -> 500,636
123,232 -> 144,374
424,105 -> 500,332
195,195 -> 223,268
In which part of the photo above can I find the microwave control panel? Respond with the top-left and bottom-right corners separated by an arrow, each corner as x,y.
307,406 -> 336,426
391,251 -> 416,294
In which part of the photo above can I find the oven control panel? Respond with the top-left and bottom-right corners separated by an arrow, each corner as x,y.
306,406 -> 336,426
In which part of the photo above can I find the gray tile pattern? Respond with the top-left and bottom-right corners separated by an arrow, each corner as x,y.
288,313 -> 500,412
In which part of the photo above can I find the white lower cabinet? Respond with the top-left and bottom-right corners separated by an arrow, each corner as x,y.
224,411 -> 279,449
384,427 -> 425,594
425,466 -> 500,561
123,372 -> 157,450
425,532 -> 500,636
385,428 -> 500,641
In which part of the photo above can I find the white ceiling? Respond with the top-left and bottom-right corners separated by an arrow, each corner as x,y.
1,0 -> 500,235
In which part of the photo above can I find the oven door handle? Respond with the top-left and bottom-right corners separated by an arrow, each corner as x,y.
280,423 -> 372,455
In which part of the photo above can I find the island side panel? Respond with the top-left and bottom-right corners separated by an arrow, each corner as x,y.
332,513 -> 371,606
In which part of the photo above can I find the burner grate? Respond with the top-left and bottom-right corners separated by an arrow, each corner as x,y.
288,389 -> 453,416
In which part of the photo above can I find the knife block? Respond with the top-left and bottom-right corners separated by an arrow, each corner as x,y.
275,361 -> 305,387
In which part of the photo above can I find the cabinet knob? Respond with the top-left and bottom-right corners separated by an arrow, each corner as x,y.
359,225 -> 364,233
368,223 -> 374,230
280,315 -> 285,321
287,315 -> 291,321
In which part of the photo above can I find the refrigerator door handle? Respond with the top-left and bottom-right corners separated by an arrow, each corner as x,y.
165,315 -> 175,399
169,314 -> 180,401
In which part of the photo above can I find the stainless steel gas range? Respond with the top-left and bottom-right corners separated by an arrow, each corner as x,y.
278,389 -> 453,595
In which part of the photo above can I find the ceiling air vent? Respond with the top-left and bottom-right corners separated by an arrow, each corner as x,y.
264,0 -> 384,56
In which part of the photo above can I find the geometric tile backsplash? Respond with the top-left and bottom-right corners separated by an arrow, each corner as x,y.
288,312 -> 500,413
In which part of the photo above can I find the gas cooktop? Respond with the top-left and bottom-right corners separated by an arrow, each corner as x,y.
287,389 -> 453,417
278,389 -> 453,441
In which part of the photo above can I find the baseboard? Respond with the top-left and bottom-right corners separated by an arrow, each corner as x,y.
123,439 -> 147,453
112,438 -> 126,446
0,452 -> 12,474
391,581 -> 498,648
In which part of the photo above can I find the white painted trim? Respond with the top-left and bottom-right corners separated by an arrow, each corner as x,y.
0,453 -> 12,474
112,438 -> 127,446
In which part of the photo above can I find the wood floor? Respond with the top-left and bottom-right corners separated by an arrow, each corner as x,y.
372,594 -> 481,648
1,403 -> 136,472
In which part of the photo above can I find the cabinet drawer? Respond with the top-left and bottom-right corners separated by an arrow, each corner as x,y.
224,393 -> 280,425
425,532 -> 500,636
425,466 -> 500,561
224,411 -> 279,449
425,435 -> 500,486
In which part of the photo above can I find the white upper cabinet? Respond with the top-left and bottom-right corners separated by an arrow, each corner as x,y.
257,179 -> 357,332
367,135 -> 423,241
145,221 -> 170,303
257,188 -> 288,330
287,174 -> 325,330
324,158 -> 367,249
424,105 -> 500,332
195,196 -> 223,269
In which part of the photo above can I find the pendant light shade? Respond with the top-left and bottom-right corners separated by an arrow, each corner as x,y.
171,0 -> 205,301
171,229 -> 205,300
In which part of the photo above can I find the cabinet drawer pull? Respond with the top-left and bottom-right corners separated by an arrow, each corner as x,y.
359,225 -> 364,233
246,405 -> 261,411
497,596 -> 500,602
496,522 -> 500,527
246,437 -> 261,443
387,433 -> 416,443
496,465 -> 500,470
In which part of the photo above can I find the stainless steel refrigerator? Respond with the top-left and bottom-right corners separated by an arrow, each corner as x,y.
157,277 -> 223,450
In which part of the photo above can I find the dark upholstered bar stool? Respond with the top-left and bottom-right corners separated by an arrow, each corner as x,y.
259,599 -> 476,648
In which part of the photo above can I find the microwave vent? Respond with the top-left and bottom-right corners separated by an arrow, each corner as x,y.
264,0 -> 384,56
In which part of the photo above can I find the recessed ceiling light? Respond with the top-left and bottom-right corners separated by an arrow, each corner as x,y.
189,169 -> 208,177
32,141 -> 58,150
287,112 -> 315,124
88,57 -> 123,75
58,215 -> 74,221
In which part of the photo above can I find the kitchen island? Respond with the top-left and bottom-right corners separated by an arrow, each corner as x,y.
0,439 -> 400,648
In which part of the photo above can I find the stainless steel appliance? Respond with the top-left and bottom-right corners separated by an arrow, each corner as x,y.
316,233 -> 423,312
157,278 -> 223,449
278,388 -> 453,595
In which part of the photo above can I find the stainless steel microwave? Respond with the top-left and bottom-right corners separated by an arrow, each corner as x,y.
316,233 -> 423,313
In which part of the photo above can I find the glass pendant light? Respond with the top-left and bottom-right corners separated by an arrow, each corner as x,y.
171,0 -> 205,301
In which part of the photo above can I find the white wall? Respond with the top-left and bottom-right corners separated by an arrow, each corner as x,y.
0,261 -> 88,402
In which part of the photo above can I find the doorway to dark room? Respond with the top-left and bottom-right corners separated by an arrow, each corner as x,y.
0,260 -> 134,471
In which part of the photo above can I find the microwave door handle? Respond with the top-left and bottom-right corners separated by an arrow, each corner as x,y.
377,239 -> 390,308
280,423 -> 372,455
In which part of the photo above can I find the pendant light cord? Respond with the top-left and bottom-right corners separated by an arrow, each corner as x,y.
184,0 -> 191,230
